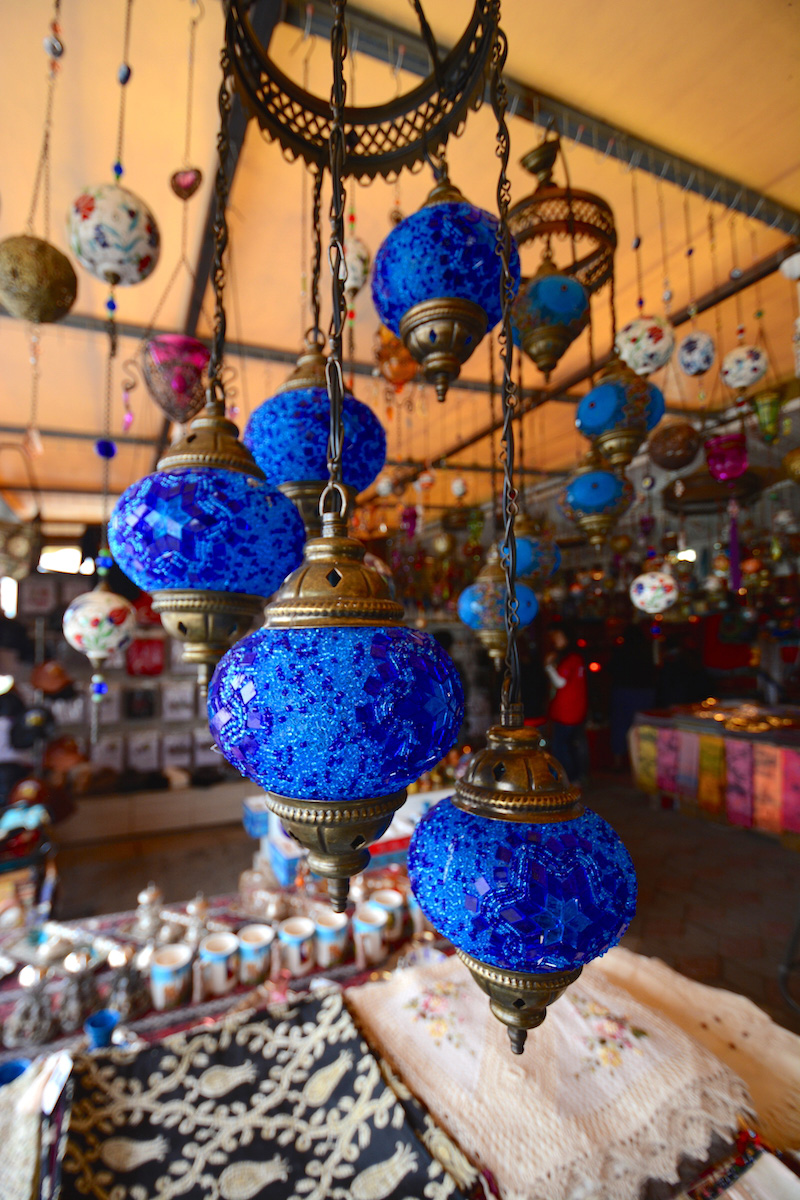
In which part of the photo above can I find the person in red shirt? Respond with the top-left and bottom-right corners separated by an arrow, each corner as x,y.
544,628 -> 589,784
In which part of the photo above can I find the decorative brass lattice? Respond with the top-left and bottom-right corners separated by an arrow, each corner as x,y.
228,0 -> 495,180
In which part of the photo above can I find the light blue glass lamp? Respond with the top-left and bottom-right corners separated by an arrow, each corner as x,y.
575,356 -> 664,470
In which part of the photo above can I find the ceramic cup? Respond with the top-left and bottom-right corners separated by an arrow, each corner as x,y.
369,888 -> 406,942
199,932 -> 240,997
278,916 -> 315,976
314,909 -> 349,969
0,1058 -> 31,1088
150,943 -> 192,1011
84,1008 -> 120,1049
237,924 -> 275,986
353,903 -> 388,966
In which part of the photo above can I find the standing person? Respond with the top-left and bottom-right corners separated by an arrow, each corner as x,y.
544,628 -> 589,783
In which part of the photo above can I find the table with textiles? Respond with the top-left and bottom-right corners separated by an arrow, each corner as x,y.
1,907 -> 800,1200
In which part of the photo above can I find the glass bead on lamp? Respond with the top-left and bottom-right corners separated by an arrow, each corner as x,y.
372,169 -> 520,402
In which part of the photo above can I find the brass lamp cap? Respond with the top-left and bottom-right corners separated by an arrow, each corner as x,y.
157,404 -> 263,477
266,515 -> 404,628
454,724 -> 582,822
520,136 -> 560,186
274,336 -> 328,395
422,173 -> 467,207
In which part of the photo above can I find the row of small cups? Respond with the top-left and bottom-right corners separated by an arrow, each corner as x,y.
150,888 -> 420,1010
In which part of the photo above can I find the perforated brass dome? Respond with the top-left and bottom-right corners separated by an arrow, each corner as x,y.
0,235 -> 77,323
455,724 -> 582,822
158,406 -> 263,477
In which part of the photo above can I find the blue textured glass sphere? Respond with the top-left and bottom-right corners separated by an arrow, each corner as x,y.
244,386 -> 386,494
408,801 -> 637,972
562,469 -> 626,515
576,380 -> 665,436
372,199 -> 520,336
512,270 -> 588,345
207,625 -> 465,800
516,536 -> 561,580
109,466 -> 305,596
458,579 -> 538,631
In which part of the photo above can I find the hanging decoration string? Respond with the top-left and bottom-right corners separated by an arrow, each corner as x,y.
517,353 -> 527,514
631,169 -> 644,312
683,193 -> 698,327
113,0 -> 134,180
488,332 -> 500,537
310,165 -> 324,343
707,208 -> 725,413
728,214 -> 745,339
206,44 -> 234,411
322,0 -> 348,517
656,177 -> 672,317
489,5 -> 521,720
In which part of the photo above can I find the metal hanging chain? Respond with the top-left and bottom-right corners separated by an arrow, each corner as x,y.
322,0 -> 348,517
310,165 -> 324,343
683,193 -> 698,326
631,169 -> 644,311
488,332 -> 499,537
517,353 -> 527,514
730,215 -> 744,335
206,44 -> 234,410
114,0 -> 135,176
27,0 -> 62,240
656,177 -> 672,317
706,208 -> 724,412
489,7 -> 521,720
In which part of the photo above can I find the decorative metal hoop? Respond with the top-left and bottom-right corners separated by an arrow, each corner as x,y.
228,0 -> 496,180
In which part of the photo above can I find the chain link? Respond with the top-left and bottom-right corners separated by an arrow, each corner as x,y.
310,165 -> 324,342
206,46 -> 233,410
489,11 -> 521,720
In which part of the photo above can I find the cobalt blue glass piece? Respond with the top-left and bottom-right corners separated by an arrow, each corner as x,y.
408,800 -> 637,973
515,537 -> 561,580
511,270 -> 589,347
457,580 -> 538,631
562,469 -> 626,515
576,380 -> 665,437
372,200 -> 520,336
244,386 -> 386,494
108,466 -> 305,596
207,625 -> 465,801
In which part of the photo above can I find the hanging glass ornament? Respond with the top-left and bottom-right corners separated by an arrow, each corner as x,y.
721,345 -> 768,392
341,234 -> 371,299
513,512 -> 561,584
170,167 -> 203,201
648,419 -> 701,472
677,330 -> 715,377
783,447 -> 800,486
705,432 -> 749,483
629,570 -> 679,614
208,511 -> 464,909
610,532 -> 632,555
615,315 -> 674,376
62,553 -> 136,713
372,169 -> 520,402
374,324 -> 418,390
457,547 -> 538,667
67,183 -> 160,286
575,357 -> 662,468
751,388 -> 784,445
244,338 -> 386,536
0,236 -> 76,324
558,450 -> 634,547
140,334 -> 210,424
0,444 -> 43,582
451,476 -> 468,500
511,254 -> 589,381
408,724 -> 636,1053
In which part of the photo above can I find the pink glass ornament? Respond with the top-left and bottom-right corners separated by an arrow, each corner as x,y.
704,432 -> 748,483
140,334 -> 210,423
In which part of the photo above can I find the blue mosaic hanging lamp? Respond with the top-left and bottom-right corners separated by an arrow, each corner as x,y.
243,336 -> 386,536
457,546 -> 538,667
372,169 -> 520,402
513,512 -> 562,585
558,447 -> 634,548
408,723 -> 637,1053
575,357 -> 664,470
208,509 -> 465,909
511,254 -> 589,380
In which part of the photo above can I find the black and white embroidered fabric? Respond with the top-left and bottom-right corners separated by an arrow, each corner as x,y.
61,991 -> 465,1200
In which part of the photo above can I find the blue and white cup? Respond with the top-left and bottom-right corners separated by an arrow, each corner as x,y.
314,909 -> 349,969
150,943 -> 192,1011
84,1008 -> 120,1049
353,903 -> 388,967
199,931 -> 239,997
278,916 -> 316,976
238,924 -> 275,986
369,888 -> 406,942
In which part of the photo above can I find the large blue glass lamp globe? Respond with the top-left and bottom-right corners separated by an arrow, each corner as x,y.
243,340 -> 386,535
108,408 -> 305,690
372,173 -> 520,402
408,724 -> 636,1053
457,550 -> 538,668
511,257 -> 589,380
208,517 -> 465,909
558,450 -> 634,548
575,357 -> 663,470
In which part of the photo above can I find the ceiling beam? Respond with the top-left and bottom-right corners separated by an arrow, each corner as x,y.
282,0 -> 800,237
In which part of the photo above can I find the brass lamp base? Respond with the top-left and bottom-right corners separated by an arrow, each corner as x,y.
265,789 -> 407,911
518,322 -> 575,382
278,480 -> 357,539
476,626 -> 507,668
575,511 -> 618,548
596,425 -> 646,470
151,589 -> 264,693
456,950 -> 582,1054
400,296 -> 487,403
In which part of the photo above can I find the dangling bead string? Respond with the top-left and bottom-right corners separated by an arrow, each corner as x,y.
310,165 -> 324,344
113,0 -> 134,181
517,354 -> 527,515
183,2 -> 200,167
729,214 -> 745,340
630,169 -> 644,312
749,224 -> 777,381
707,208 -> 725,414
656,177 -> 672,317
206,45 -> 234,416
489,6 -> 521,722
586,295 -> 596,387
487,332 -> 500,538
321,0 -> 348,521
683,193 -> 698,327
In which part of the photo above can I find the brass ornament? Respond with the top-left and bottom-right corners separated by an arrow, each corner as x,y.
469,548 -> 510,668
512,255 -> 589,380
264,791 -> 407,913
0,517 -> 42,582
277,479 -> 357,539
784,447 -> 800,485
593,357 -> 650,470
157,404 -> 263,477
0,234 -> 77,323
456,950 -> 582,1054
151,589 -> 264,694
648,419 -> 702,472
576,511 -> 620,548
595,426 -> 645,470
400,295 -> 487,404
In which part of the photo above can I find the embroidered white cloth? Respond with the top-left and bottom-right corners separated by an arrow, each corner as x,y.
347,954 -> 752,1200
593,947 -> 800,1151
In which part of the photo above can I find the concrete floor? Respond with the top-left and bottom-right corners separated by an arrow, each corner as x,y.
54,778 -> 800,1035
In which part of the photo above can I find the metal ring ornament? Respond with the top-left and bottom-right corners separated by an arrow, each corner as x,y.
227,0 -> 496,180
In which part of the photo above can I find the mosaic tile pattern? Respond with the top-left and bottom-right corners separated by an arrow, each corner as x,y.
109,466 -> 304,596
408,801 -> 637,973
576,380 -> 664,437
244,386 -> 386,494
208,625 -> 465,800
457,579 -> 538,632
